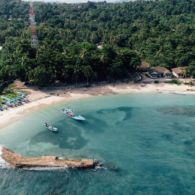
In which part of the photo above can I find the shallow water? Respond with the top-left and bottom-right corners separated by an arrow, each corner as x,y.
0,93 -> 195,195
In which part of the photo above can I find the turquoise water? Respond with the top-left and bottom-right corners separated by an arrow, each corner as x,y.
0,93 -> 195,195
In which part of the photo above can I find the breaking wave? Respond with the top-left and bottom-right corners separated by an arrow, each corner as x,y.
22,166 -> 69,171
0,145 -> 10,168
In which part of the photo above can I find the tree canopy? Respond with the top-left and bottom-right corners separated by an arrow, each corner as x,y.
0,0 -> 195,86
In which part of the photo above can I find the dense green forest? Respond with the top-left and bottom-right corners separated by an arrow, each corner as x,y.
0,0 -> 195,86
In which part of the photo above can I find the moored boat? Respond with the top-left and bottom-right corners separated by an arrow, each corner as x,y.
45,122 -> 58,132
62,108 -> 74,117
72,115 -> 86,121
62,108 -> 86,121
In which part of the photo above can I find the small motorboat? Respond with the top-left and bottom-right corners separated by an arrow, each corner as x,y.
72,115 -> 86,121
45,123 -> 58,132
62,108 -> 86,121
62,108 -> 74,117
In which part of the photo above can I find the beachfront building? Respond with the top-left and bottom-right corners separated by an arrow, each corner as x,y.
149,66 -> 172,78
171,67 -> 187,78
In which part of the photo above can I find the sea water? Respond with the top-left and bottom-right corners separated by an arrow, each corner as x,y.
0,93 -> 195,195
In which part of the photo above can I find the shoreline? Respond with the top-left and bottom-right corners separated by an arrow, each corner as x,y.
0,82 -> 195,129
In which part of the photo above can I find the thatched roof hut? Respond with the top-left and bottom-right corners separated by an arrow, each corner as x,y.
150,66 -> 172,78
172,67 -> 187,78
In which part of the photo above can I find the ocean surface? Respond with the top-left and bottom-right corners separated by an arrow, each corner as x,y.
0,93 -> 195,195
23,0 -> 134,4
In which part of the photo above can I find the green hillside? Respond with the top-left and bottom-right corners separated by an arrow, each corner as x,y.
0,0 -> 195,86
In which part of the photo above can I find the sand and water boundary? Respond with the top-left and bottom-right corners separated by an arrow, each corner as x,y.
0,81 -> 195,129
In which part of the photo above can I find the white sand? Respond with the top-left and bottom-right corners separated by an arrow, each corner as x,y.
0,82 -> 195,129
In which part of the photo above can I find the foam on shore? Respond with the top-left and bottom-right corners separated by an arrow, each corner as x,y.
22,166 -> 69,171
0,146 -> 9,168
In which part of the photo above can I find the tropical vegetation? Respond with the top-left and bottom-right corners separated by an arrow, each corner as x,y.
0,0 -> 195,86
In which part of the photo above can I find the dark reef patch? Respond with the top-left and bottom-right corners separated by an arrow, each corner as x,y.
30,120 -> 88,150
157,106 -> 195,117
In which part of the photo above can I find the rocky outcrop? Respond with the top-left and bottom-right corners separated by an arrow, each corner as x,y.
1,146 -> 98,170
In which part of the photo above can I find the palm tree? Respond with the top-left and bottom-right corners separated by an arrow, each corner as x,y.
82,65 -> 93,86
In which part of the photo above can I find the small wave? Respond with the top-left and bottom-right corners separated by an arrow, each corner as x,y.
93,166 -> 108,172
0,146 -> 10,169
0,157 -> 10,168
22,166 -> 69,171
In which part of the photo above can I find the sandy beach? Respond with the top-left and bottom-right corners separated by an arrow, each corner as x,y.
0,81 -> 195,129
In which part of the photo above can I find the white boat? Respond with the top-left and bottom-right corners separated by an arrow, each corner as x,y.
72,115 -> 86,121
62,108 -> 74,117
48,126 -> 58,132
62,108 -> 86,121
45,123 -> 58,132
